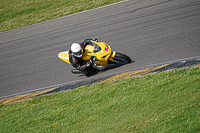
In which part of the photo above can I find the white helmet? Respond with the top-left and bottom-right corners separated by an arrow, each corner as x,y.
71,43 -> 83,58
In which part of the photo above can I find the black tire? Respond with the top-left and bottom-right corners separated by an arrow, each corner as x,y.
113,52 -> 131,64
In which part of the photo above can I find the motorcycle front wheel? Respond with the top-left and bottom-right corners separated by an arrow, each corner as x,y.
113,52 -> 131,64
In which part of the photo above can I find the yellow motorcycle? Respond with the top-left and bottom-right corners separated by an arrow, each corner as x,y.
58,40 -> 131,75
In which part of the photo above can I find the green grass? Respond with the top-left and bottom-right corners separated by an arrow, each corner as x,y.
0,67 -> 200,132
0,0 -> 122,32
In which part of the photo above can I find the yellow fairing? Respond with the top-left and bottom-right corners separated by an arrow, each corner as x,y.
58,41 -> 116,66
58,51 -> 71,64
82,41 -> 115,66
109,51 -> 116,61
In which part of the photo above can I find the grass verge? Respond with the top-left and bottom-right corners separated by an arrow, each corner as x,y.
0,67 -> 199,132
0,0 -> 122,32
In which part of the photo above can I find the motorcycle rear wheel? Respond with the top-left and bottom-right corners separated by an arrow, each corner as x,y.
113,52 -> 131,64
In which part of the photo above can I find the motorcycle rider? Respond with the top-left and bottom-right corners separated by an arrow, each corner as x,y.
69,38 -> 98,76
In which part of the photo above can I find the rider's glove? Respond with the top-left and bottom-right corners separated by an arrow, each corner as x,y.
86,56 -> 98,67
94,38 -> 98,42
90,56 -> 98,63
86,60 -> 93,67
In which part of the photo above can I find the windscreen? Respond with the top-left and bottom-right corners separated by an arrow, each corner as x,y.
90,42 -> 101,53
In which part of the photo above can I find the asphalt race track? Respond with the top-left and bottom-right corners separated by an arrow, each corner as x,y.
0,0 -> 200,98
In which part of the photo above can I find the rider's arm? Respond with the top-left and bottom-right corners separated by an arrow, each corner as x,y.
81,38 -> 98,47
79,60 -> 93,72
69,51 -> 93,71
80,38 -> 92,47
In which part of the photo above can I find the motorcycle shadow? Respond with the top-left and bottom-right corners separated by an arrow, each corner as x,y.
104,60 -> 135,71
79,60 -> 135,77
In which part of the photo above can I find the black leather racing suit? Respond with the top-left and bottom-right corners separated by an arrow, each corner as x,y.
69,39 -> 94,76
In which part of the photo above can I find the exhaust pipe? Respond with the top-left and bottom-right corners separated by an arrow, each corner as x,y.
71,69 -> 82,74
